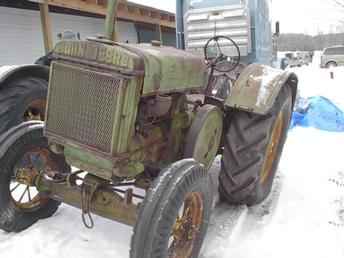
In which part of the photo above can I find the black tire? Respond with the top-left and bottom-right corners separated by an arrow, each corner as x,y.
0,128 -> 70,232
34,52 -> 54,67
219,85 -> 293,206
131,159 -> 213,258
326,61 -> 337,68
0,77 -> 47,135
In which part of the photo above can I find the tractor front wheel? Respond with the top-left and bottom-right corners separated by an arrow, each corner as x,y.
130,159 -> 212,258
0,128 -> 70,232
219,85 -> 293,206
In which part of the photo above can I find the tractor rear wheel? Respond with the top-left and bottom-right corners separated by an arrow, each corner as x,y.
130,159 -> 212,258
0,128 -> 70,232
0,77 -> 47,135
219,85 -> 293,206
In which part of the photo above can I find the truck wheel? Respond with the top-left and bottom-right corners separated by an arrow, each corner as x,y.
219,85 -> 292,206
0,128 -> 69,232
0,77 -> 47,135
131,159 -> 212,258
326,61 -> 337,68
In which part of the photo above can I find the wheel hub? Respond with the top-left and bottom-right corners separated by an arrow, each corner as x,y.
184,105 -> 223,169
24,99 -> 46,121
169,192 -> 204,258
10,148 -> 57,211
15,168 -> 39,186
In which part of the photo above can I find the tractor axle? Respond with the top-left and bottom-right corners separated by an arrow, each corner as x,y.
36,173 -> 139,227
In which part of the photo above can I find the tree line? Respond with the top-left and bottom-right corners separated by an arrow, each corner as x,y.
277,33 -> 344,51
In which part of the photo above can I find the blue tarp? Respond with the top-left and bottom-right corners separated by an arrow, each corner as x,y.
290,96 -> 344,132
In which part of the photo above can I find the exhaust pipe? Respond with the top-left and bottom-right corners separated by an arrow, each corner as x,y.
105,0 -> 119,41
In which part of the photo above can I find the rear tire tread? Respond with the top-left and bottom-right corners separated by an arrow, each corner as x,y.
219,85 -> 293,205
0,77 -> 47,135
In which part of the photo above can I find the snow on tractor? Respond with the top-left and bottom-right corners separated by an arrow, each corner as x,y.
0,0 -> 298,257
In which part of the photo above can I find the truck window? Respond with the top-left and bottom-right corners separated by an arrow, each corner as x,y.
325,47 -> 344,55
187,0 -> 241,10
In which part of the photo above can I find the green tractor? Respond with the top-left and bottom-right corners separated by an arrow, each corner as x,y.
0,0 -> 298,257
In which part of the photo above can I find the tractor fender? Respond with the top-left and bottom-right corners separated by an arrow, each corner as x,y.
0,121 -> 44,160
225,64 -> 298,115
0,65 -> 49,90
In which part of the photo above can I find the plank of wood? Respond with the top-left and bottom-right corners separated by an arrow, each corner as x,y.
30,0 -> 175,28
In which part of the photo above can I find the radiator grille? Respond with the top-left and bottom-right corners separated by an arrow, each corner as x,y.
46,62 -> 125,153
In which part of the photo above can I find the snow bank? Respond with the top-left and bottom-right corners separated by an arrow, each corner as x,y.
216,128 -> 344,258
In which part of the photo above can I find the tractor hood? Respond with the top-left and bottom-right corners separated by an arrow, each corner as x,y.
53,40 -> 207,95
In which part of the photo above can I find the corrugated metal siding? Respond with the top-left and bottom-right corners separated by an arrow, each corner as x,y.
0,6 -> 138,65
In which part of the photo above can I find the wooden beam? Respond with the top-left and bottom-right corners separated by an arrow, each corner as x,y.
39,1 -> 53,53
34,0 -> 175,28
156,24 -> 162,43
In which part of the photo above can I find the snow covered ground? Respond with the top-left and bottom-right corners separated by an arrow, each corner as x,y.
1,55 -> 344,258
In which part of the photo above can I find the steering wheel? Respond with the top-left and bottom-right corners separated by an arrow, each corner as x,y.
204,35 -> 241,73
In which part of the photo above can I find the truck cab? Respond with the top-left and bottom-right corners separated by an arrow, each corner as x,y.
176,0 -> 277,66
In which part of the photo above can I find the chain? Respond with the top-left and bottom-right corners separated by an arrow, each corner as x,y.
81,184 -> 95,229
80,175 -> 104,229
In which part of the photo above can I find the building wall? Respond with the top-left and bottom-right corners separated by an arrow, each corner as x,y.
0,6 -> 138,65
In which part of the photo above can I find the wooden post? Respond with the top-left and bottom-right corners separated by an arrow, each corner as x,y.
156,24 -> 163,43
39,1 -> 53,54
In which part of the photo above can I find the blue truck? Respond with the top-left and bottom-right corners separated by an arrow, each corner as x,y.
176,0 -> 279,66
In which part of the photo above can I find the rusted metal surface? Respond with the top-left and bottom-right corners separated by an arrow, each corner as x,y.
46,62 -> 128,154
122,43 -> 207,95
225,63 -> 298,114
10,147 -> 60,211
46,43 -> 198,179
260,110 -> 284,184
53,55 -> 144,76
45,59 -> 143,176
169,192 -> 204,258
53,40 -> 207,96
53,41 -> 145,73
24,99 -> 46,121
37,174 -> 138,226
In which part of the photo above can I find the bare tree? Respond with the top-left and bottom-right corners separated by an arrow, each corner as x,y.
332,0 -> 344,32
333,0 -> 344,8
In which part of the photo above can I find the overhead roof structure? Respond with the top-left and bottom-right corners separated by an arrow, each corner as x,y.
29,0 -> 176,28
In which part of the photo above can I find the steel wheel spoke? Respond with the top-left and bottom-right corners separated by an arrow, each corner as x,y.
18,186 -> 29,203
10,183 -> 21,193
27,187 -> 32,202
215,40 -> 222,55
